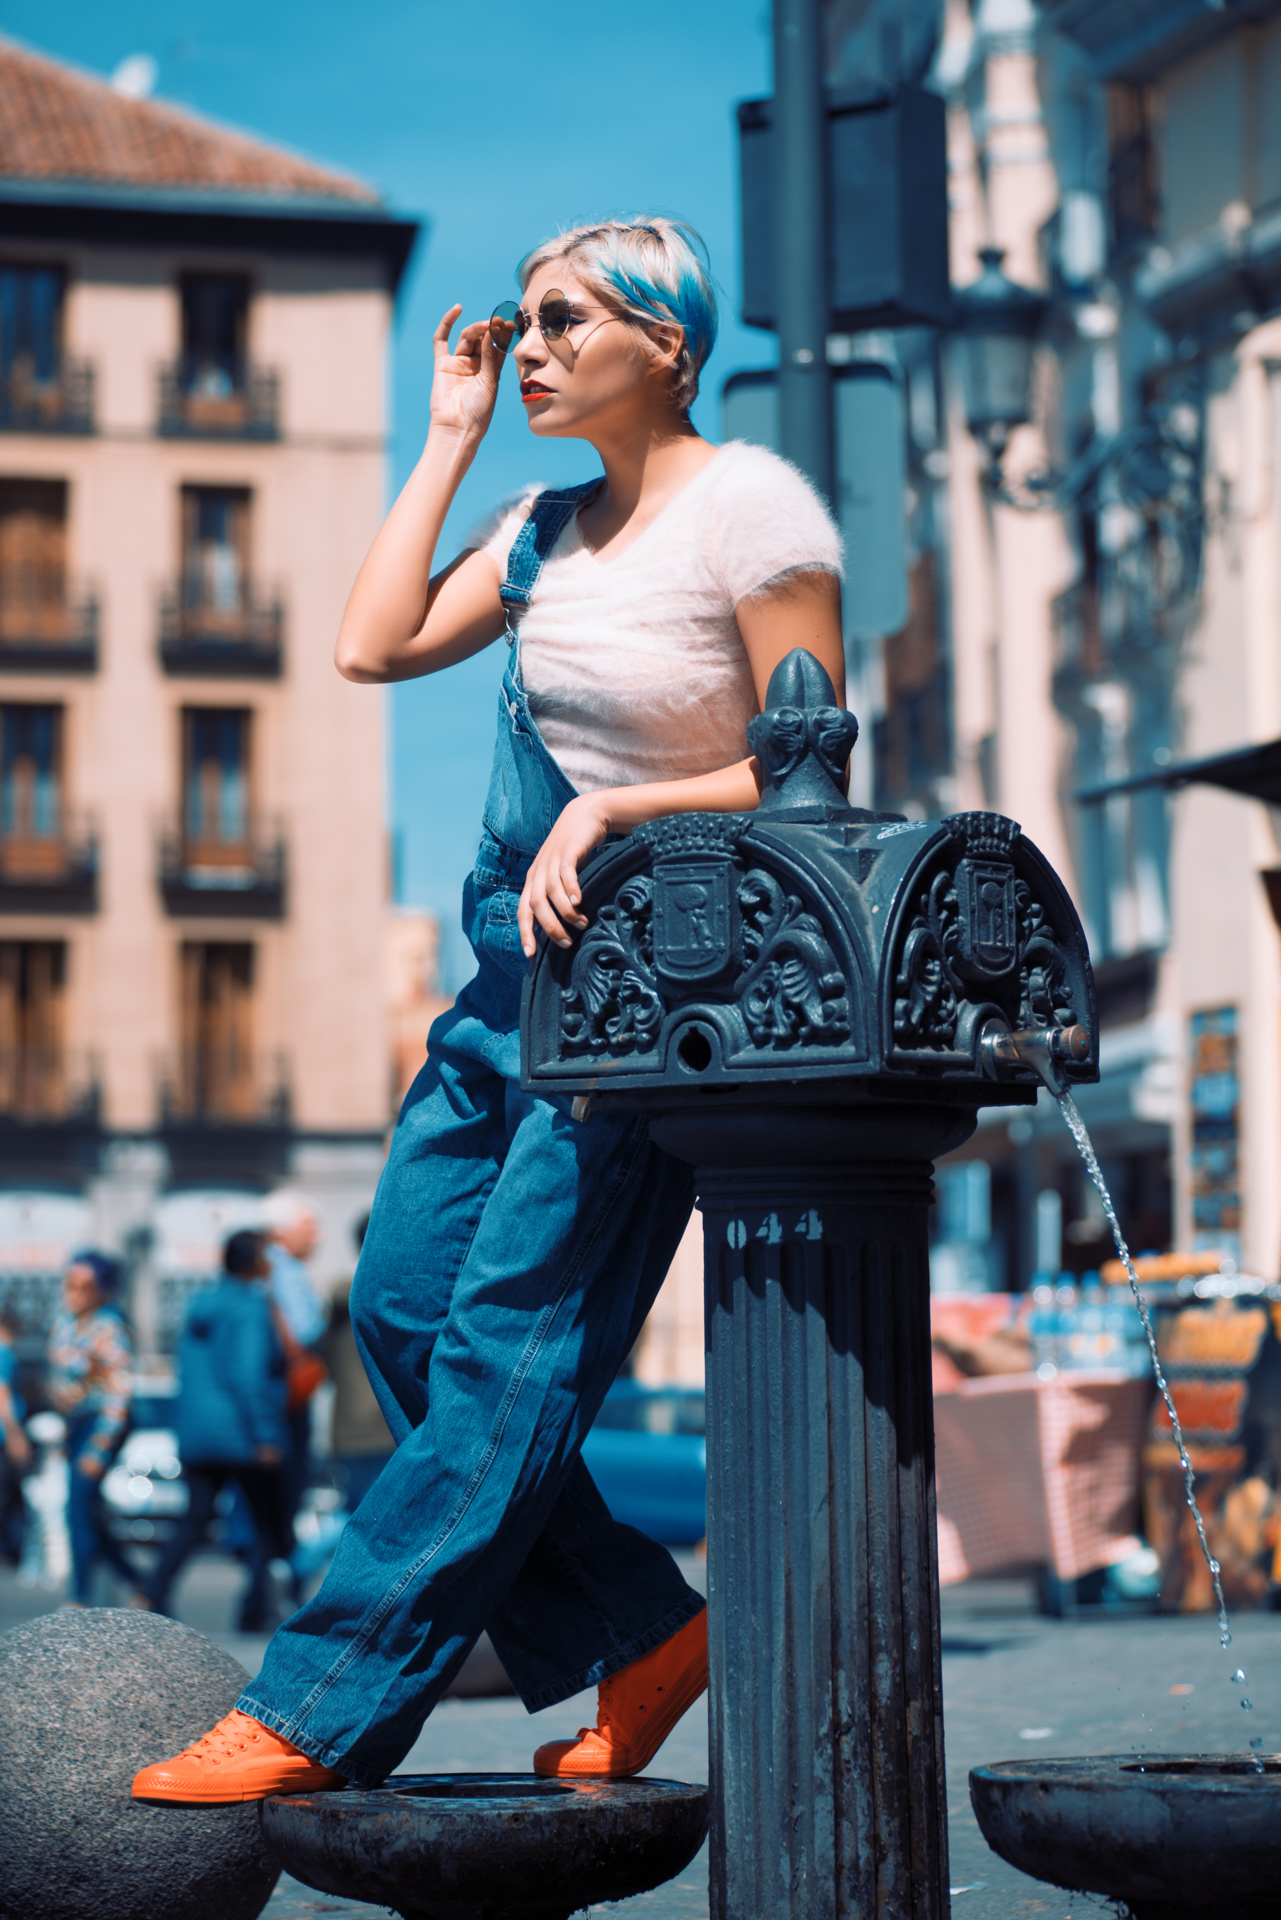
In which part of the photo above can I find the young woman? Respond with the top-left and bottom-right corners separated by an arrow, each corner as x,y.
134,217 -> 845,1803
46,1251 -> 143,1609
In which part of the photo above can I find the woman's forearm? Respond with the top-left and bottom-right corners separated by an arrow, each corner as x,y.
517,760 -> 767,952
594,758 -> 763,833
335,427 -> 481,681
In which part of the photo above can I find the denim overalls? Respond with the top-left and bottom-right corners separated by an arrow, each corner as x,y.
239,488 -> 703,1784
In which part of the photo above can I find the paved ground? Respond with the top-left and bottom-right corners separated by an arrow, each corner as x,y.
3,1552 -> 1278,1918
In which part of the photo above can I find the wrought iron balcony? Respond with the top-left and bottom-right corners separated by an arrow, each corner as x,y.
157,815 -> 286,918
0,581 -> 99,673
0,813 -> 98,912
157,1046 -> 290,1127
0,360 -> 95,435
0,1045 -> 101,1123
1051,540 -> 1195,696
158,581 -> 283,678
157,356 -> 280,440
155,1046 -> 291,1184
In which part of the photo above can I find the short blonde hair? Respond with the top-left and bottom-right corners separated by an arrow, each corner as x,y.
518,217 -> 718,414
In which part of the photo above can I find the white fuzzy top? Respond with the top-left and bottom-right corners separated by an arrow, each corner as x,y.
471,441 -> 843,794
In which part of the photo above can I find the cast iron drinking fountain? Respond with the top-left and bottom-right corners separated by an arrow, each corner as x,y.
264,651 -> 1281,1920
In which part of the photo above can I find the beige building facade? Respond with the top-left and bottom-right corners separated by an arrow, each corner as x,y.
713,0 -> 1281,1300
930,0 -> 1281,1282
0,40 -> 418,1309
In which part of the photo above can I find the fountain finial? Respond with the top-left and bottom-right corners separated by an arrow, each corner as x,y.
745,645 -> 859,815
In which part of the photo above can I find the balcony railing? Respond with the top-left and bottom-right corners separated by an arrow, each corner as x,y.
1052,543 -> 1193,692
1051,579 -> 1103,684
0,1045 -> 100,1123
157,357 -> 280,440
0,813 -> 98,912
0,579 -> 99,672
157,1047 -> 290,1126
158,815 -> 286,918
158,580 -> 283,678
0,360 -> 95,435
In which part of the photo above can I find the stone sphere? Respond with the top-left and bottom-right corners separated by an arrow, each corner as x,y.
0,1608 -> 280,1920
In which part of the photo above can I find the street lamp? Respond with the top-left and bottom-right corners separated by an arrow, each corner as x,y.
951,245 -> 1047,469
952,244 -> 1203,592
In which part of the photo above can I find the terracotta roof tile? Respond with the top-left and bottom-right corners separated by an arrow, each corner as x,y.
0,36 -> 378,204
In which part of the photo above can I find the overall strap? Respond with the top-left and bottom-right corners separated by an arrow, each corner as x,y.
500,478 -> 602,622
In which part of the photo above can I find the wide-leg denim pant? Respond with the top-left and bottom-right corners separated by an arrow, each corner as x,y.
238,948 -> 702,1786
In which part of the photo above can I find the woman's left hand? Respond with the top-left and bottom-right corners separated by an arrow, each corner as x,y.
519,795 -> 613,955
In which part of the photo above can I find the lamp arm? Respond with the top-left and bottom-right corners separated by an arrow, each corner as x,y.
982,417 -> 1196,517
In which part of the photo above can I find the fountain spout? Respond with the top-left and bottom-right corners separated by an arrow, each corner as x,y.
980,1020 -> 1091,1096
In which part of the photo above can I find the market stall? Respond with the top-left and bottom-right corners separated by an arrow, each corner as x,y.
933,1367 -> 1149,1587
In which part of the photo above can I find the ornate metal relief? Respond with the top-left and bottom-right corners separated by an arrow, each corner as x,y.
891,811 -> 1081,1053
523,648 -> 1096,1100
559,816 -> 853,1062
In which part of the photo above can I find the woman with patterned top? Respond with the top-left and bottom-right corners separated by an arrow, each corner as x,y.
46,1251 -> 144,1608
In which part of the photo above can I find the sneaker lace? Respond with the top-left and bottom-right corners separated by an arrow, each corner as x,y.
182,1712 -> 263,1766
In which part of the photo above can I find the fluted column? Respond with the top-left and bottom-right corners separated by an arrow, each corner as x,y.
651,1105 -> 974,1920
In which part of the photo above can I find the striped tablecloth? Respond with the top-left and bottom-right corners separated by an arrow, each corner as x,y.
934,1370 -> 1149,1585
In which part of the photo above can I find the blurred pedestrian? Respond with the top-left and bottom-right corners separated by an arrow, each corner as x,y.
47,1250 -> 145,1608
322,1215 -> 393,1513
142,1230 -> 289,1632
262,1191 -> 327,1538
0,1309 -> 30,1563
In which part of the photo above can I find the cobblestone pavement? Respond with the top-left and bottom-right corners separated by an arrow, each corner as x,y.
3,1555 -> 1278,1918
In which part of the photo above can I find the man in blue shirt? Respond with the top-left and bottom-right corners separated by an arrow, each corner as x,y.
141,1231 -> 288,1630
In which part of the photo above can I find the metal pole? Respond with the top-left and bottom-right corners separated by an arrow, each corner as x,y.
773,0 -> 833,502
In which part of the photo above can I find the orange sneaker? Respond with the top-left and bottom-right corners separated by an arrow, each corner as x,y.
533,1608 -> 708,1779
131,1709 -> 347,1805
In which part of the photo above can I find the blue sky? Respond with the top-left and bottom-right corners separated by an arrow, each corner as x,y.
0,0 -> 777,984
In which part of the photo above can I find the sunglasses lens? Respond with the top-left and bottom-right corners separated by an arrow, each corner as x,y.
540,292 -> 572,342
489,302 -> 521,353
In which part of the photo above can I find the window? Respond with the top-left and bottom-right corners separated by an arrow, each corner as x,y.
0,940 -> 66,1116
872,557 -> 952,814
161,272 -> 275,439
162,484 -> 279,674
181,486 -> 249,622
179,273 -> 249,400
178,940 -> 255,1119
0,479 -> 67,641
0,265 -> 92,433
183,708 -> 250,858
1108,85 -> 1161,253
0,265 -> 63,388
0,704 -> 62,868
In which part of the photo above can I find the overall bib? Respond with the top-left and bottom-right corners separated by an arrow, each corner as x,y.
238,487 -> 703,1784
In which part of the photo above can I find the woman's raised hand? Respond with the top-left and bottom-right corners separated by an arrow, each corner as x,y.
430,304 -> 504,441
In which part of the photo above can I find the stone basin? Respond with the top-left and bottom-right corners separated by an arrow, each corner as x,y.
260,1772 -> 708,1920
970,1755 -> 1281,1919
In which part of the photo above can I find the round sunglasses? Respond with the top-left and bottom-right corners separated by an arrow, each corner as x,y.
489,289 -> 612,354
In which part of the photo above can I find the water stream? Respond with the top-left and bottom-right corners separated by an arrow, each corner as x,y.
1051,1089 -> 1272,1757
1054,1090 -> 1232,1649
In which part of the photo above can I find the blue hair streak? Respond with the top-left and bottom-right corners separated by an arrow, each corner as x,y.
518,218 -> 718,413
